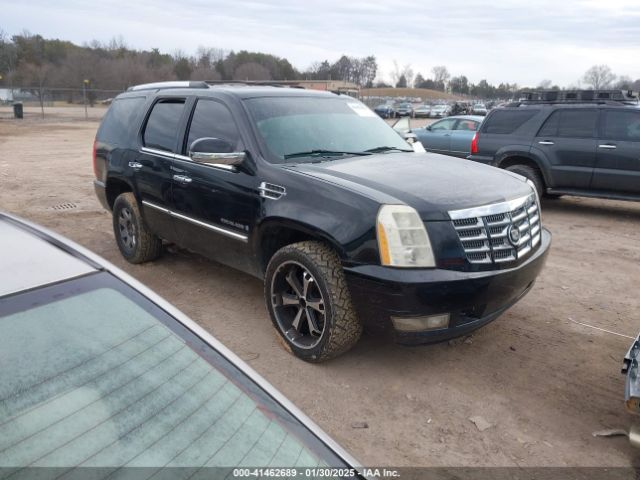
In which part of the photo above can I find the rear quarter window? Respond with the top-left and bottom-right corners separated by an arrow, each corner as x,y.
97,97 -> 146,145
482,109 -> 539,134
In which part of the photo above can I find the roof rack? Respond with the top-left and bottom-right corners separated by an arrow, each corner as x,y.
127,81 -> 210,92
510,89 -> 639,106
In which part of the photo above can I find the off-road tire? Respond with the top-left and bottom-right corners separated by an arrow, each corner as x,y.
505,164 -> 544,199
112,192 -> 162,264
265,241 -> 362,362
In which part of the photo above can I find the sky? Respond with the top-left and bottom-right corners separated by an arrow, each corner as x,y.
3,0 -> 640,87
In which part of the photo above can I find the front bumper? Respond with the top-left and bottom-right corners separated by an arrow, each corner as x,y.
344,228 -> 551,344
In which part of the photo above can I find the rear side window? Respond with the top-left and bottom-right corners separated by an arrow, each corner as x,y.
602,110 -> 640,141
97,97 -> 145,145
143,98 -> 186,152
185,99 -> 242,152
482,109 -> 539,134
538,109 -> 598,138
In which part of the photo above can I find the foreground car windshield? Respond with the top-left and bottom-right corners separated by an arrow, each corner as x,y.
0,273 -> 345,472
245,97 -> 410,163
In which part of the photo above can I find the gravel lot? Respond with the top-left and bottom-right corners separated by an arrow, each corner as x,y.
1,106 -> 639,468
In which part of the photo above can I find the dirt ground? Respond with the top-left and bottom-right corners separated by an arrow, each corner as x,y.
1,106 -> 640,468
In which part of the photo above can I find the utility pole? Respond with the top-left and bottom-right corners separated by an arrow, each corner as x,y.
83,79 -> 89,120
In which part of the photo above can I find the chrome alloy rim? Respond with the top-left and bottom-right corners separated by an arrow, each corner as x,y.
118,207 -> 137,252
270,261 -> 326,349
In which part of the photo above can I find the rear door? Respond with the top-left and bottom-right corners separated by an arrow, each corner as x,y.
169,97 -> 259,275
134,97 -> 188,243
531,108 -> 598,189
421,118 -> 457,154
449,118 -> 480,158
592,108 -> 640,194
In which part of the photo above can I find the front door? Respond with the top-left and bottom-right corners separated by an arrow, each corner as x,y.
134,97 -> 187,243
531,108 -> 598,189
170,98 -> 260,275
592,109 -> 640,194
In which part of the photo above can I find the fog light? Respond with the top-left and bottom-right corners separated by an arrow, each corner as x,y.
391,313 -> 450,332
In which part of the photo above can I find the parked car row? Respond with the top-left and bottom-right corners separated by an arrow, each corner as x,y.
373,100 -> 493,119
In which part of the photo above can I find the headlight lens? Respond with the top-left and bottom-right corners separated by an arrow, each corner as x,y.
526,179 -> 541,206
376,205 -> 435,267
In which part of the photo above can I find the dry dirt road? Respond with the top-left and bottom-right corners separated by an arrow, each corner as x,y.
1,109 -> 640,468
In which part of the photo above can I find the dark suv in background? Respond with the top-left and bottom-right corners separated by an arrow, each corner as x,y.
93,81 -> 550,362
468,90 -> 640,200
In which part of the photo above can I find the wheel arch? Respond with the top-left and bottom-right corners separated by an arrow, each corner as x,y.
254,218 -> 346,275
497,153 -> 551,188
105,176 -> 135,210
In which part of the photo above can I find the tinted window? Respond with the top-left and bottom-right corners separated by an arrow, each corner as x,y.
143,99 -> 186,152
538,110 -> 560,137
97,97 -> 145,144
186,99 -> 242,152
0,273 -> 345,470
483,109 -> 539,134
430,118 -> 456,131
602,110 -> 640,141
557,110 -> 597,138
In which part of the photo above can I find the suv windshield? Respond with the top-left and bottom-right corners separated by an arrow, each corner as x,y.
0,273 -> 343,472
245,97 -> 411,163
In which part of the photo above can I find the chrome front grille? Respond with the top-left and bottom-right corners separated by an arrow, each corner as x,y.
450,193 -> 541,265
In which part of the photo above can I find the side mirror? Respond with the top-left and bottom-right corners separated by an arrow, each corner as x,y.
392,117 -> 411,133
189,137 -> 245,167
425,125 -> 432,131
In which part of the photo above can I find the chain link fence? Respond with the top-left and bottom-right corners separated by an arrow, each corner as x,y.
0,86 -> 123,120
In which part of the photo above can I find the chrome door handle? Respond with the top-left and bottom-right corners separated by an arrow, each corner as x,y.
128,161 -> 143,170
538,141 -> 554,145
172,174 -> 192,184
598,144 -> 617,149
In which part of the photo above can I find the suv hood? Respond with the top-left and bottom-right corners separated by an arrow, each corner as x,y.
285,152 -> 533,221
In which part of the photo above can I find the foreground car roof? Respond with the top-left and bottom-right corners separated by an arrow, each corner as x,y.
0,211 -> 361,469
0,217 -> 96,297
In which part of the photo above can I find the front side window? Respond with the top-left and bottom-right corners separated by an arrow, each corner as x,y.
430,119 -> 456,131
143,98 -> 186,152
186,99 -> 243,152
0,273 -> 345,471
244,97 -> 410,163
602,110 -> 640,141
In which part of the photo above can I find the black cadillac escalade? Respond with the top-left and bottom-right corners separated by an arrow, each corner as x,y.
93,81 -> 551,362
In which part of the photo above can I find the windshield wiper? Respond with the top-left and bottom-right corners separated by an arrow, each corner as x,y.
364,146 -> 414,153
284,149 -> 371,160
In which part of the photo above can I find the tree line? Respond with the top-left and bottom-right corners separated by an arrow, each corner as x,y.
377,63 -> 640,99
1,31 -> 638,100
0,31 -> 380,92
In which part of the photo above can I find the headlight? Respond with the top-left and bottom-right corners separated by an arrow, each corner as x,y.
526,179 -> 541,206
376,205 -> 435,267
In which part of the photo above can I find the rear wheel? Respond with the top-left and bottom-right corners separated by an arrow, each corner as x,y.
505,164 -> 544,199
112,192 -> 162,264
265,241 -> 362,362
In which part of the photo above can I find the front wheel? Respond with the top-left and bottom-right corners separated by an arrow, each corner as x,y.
505,164 -> 545,199
265,241 -> 362,362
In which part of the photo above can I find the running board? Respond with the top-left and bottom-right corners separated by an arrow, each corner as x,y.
547,188 -> 640,202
